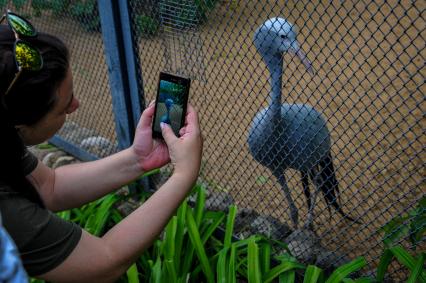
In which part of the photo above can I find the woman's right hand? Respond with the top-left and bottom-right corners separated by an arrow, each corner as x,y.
160,104 -> 202,181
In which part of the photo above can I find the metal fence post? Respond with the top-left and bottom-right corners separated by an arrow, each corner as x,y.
97,0 -> 153,191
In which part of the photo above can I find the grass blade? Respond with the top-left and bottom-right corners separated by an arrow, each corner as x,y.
376,249 -> 393,282
175,199 -> 187,273
228,243 -> 237,283
217,247 -> 228,283
279,270 -> 295,283
186,207 -> 215,283
248,237 -> 262,283
407,252 -> 425,283
263,261 -> 305,283
151,257 -> 162,283
224,205 -> 237,248
260,242 -> 271,274
303,265 -> 324,283
325,257 -> 367,283
201,212 -> 226,244
194,185 -> 206,227
126,263 -> 139,283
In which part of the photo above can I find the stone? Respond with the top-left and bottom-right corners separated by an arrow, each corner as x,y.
28,145 -> 58,160
204,191 -> 234,212
285,228 -> 321,264
52,156 -> 77,169
315,248 -> 352,274
80,136 -> 118,157
42,151 -> 67,168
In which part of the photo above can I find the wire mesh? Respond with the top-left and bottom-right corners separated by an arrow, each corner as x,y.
4,1 -> 119,158
130,0 -> 424,279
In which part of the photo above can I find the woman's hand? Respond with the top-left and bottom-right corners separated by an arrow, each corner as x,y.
132,102 -> 170,172
161,104 -> 203,181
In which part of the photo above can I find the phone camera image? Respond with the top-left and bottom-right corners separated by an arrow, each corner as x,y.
153,79 -> 188,137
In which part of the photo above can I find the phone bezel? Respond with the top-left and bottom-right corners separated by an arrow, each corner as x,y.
152,72 -> 190,139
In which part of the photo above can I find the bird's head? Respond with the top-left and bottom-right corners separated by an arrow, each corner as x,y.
254,17 -> 314,74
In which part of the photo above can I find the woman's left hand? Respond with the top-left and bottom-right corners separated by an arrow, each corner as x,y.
131,102 -> 170,172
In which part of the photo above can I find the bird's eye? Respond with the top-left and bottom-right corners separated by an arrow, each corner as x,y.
280,34 -> 287,39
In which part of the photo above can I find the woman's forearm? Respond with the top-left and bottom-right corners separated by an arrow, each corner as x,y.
50,148 -> 142,211
101,173 -> 195,275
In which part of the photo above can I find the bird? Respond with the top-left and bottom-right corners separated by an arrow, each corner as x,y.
160,98 -> 174,125
248,17 -> 357,229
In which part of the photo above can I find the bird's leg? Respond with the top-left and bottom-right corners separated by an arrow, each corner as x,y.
301,171 -> 311,209
274,171 -> 298,229
305,167 -> 320,230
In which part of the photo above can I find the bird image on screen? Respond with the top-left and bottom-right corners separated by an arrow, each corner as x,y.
153,80 -> 185,136
248,17 -> 358,229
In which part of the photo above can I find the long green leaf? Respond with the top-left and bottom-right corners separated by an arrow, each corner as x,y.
263,261 -> 305,283
217,247 -> 228,283
224,205 -> 237,248
303,265 -> 324,283
390,246 -> 426,282
186,208 -> 215,283
164,216 -> 177,261
165,259 -> 178,282
279,270 -> 296,283
407,252 -> 425,283
126,263 -> 139,283
248,237 -> 262,283
260,242 -> 271,274
325,257 -> 367,283
151,257 -> 162,283
194,185 -> 206,227
175,199 -> 187,272
376,249 -> 393,282
228,243 -> 237,283
201,211 -> 226,244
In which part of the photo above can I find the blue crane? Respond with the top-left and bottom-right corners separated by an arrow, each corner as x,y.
160,98 -> 174,125
248,18 -> 357,229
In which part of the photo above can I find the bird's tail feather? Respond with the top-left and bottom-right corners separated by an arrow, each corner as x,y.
317,153 -> 360,224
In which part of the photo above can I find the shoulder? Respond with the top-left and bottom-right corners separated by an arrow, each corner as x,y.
0,195 -> 82,276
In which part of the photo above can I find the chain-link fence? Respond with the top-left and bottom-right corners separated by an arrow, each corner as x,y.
4,0 -> 423,279
2,1 -> 119,159
130,0 -> 424,279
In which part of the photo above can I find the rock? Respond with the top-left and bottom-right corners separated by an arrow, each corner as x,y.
204,191 -> 234,212
80,136 -> 118,157
285,228 -> 321,264
115,198 -> 141,217
28,145 -> 58,160
52,156 -> 77,169
315,248 -> 352,274
250,215 -> 292,241
42,151 -> 67,168
233,208 -> 292,241
58,122 -> 97,144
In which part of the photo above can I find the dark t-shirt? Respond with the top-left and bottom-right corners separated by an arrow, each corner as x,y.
0,148 -> 82,276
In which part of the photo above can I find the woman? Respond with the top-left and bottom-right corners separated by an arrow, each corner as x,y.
0,11 -> 202,282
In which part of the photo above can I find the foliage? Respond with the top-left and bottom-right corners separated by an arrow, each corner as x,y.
380,196 -> 426,249
28,183 -> 425,282
375,196 -> 426,282
134,14 -> 159,38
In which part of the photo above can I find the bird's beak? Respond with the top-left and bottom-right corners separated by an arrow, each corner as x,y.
290,42 -> 315,75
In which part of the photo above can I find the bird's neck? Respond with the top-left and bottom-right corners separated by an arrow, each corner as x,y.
265,55 -> 283,121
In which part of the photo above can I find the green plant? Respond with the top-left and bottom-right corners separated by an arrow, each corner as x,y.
376,197 -> 426,282
134,14 -> 159,37
380,196 -> 426,249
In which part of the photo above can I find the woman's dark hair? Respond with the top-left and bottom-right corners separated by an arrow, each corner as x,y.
0,25 -> 69,204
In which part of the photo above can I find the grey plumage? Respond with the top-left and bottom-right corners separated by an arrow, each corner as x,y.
248,18 -> 357,228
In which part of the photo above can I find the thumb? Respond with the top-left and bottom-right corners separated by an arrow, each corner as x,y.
160,122 -> 178,144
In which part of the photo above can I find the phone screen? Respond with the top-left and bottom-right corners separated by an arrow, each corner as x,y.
152,72 -> 190,139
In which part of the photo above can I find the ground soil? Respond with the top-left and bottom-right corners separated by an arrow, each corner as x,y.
26,0 -> 424,273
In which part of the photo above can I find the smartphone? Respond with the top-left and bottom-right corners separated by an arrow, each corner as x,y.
152,72 -> 191,139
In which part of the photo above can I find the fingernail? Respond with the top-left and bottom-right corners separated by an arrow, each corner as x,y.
160,122 -> 165,129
